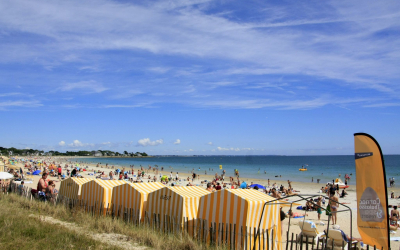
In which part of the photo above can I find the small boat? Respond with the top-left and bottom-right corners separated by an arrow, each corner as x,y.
299,168 -> 307,171
328,178 -> 349,189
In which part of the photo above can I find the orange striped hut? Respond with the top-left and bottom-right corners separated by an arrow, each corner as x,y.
198,189 -> 282,250
59,177 -> 92,200
111,182 -> 165,222
81,179 -> 126,214
146,186 -> 210,233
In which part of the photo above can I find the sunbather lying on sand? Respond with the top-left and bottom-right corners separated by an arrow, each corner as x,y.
288,209 -> 307,217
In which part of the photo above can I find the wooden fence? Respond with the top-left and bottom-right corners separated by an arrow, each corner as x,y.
3,181 -> 388,250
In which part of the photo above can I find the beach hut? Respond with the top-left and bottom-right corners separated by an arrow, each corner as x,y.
58,177 -> 92,201
111,182 -> 165,222
81,179 -> 126,214
198,189 -> 282,250
146,186 -> 210,233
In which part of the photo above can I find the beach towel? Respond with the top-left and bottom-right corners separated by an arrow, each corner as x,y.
390,237 -> 400,241
293,216 -> 305,218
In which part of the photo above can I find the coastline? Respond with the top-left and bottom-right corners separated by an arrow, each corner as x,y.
5,156 -> 400,249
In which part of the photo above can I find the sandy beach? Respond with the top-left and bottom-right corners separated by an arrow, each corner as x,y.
4,156 -> 400,249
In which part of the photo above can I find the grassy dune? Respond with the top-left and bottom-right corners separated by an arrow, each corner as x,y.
0,193 -> 221,250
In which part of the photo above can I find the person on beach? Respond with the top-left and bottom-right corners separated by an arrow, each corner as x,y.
306,199 -> 314,211
280,207 -> 286,235
329,193 -> 339,225
18,181 -> 25,195
71,168 -> 77,177
271,188 -> 281,199
109,171 -> 113,180
288,209 -> 307,218
206,183 -> 214,192
45,180 -> 56,203
37,173 -> 48,192
317,197 -> 322,221
57,165 -> 62,181
391,206 -> 399,221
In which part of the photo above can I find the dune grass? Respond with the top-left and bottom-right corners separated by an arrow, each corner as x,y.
0,193 -> 224,250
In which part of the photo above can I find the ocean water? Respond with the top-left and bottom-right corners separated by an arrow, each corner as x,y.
71,155 -> 400,185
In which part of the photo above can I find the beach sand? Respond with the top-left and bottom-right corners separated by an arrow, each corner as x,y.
5,156 -> 400,249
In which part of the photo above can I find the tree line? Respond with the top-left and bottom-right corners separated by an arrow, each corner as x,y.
0,147 -> 148,157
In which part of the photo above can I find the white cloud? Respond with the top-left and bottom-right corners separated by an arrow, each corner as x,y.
174,139 -> 181,145
58,141 -> 65,146
188,149 -> 194,151
59,80 -> 108,94
207,142 -> 213,145
137,138 -> 164,146
69,140 -> 85,147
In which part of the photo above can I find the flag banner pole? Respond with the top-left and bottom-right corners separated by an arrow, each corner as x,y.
354,133 -> 390,250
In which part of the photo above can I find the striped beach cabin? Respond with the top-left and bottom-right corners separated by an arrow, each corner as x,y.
81,179 -> 126,214
146,186 -> 210,233
59,177 -> 92,200
111,182 -> 165,222
198,189 -> 282,250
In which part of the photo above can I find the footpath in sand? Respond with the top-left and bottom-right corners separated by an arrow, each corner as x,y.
29,214 -> 146,250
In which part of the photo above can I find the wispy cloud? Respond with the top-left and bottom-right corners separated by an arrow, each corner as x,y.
174,139 -> 181,145
59,80 -> 108,94
0,0 -> 399,111
0,100 -> 42,108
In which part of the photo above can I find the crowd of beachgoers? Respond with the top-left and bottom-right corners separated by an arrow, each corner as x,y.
1,156 -> 400,249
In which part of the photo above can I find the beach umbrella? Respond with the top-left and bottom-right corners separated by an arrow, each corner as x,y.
249,184 -> 265,189
0,172 -> 13,179
240,182 -> 247,189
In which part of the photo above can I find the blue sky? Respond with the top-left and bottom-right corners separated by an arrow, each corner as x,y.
0,0 -> 399,155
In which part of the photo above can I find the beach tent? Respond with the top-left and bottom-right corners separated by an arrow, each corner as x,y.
0,162 -> 4,172
81,179 -> 126,214
146,186 -> 210,233
59,177 -> 92,200
198,189 -> 282,250
250,184 -> 266,189
111,182 -> 165,222
32,170 -> 41,175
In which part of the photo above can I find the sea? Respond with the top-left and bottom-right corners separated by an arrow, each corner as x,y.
71,155 -> 400,185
